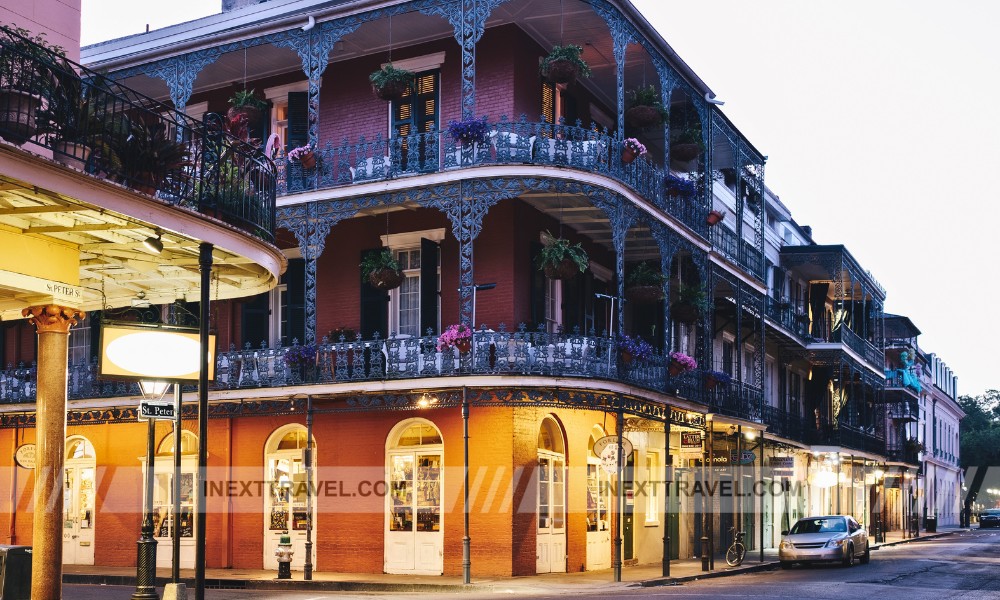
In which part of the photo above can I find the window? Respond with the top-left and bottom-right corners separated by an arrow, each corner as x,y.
722,338 -> 735,377
68,319 -> 91,365
265,82 -> 309,153
544,277 -> 562,333
391,69 -> 439,171
394,248 -> 422,337
644,451 -> 660,525
381,229 -> 444,338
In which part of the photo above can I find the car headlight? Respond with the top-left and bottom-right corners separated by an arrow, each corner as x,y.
780,540 -> 794,550
825,536 -> 846,548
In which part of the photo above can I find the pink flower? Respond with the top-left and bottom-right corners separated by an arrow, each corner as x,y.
436,324 -> 472,351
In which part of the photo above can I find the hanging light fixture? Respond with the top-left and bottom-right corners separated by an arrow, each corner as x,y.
143,231 -> 163,254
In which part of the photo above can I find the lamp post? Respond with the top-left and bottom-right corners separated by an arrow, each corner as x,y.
132,380 -> 170,600
172,384 -> 182,585
461,386 -> 471,585
305,393 -> 314,581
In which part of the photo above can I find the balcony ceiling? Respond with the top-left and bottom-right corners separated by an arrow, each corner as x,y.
0,166 -> 282,322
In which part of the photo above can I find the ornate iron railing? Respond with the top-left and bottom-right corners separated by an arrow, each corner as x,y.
708,224 -> 763,278
886,443 -> 920,465
764,297 -> 810,339
1,327 -> 760,423
278,116 -> 716,242
807,417 -> 885,454
761,404 -> 809,443
0,25 -> 275,242
886,398 -> 919,421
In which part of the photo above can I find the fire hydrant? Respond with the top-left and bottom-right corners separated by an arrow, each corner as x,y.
275,535 -> 294,579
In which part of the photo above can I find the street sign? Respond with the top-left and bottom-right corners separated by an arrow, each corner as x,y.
139,400 -> 175,420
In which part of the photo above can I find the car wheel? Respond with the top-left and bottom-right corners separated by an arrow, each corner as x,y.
859,543 -> 870,565
780,561 -> 794,569
842,544 -> 854,567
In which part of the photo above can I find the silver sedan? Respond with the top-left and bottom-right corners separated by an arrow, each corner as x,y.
779,515 -> 870,568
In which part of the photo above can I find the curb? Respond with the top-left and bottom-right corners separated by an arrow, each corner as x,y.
871,530 -> 958,550
638,561 -> 781,587
63,573 -> 491,593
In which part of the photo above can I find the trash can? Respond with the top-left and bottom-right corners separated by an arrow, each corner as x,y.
0,545 -> 31,600
924,516 -> 937,533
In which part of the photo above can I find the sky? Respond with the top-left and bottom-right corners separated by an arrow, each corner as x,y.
81,1 -> 999,397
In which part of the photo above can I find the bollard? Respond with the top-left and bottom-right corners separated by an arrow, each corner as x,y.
275,535 -> 294,580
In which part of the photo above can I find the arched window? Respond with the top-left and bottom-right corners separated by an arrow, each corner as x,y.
385,418 -> 443,575
263,424 -> 316,571
537,415 -> 566,573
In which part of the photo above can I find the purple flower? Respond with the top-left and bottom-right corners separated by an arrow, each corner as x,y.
668,351 -> 697,372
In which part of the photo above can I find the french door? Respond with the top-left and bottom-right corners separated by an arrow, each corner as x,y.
385,450 -> 443,574
536,452 -> 566,573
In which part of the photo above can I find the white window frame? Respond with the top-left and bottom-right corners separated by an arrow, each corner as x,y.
265,81 -> 309,154
544,277 -> 562,333
381,228 -> 445,337
644,450 -> 660,526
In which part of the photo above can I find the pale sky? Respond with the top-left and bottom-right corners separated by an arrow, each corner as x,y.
82,1 -> 999,397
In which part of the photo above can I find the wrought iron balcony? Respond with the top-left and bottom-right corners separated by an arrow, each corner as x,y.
886,397 -> 919,421
806,416 -> 885,455
0,25 -> 276,242
764,297 -> 810,338
761,404 -> 809,443
276,116 -> 758,265
709,223 -> 764,279
2,327 -> 760,424
886,443 -> 920,466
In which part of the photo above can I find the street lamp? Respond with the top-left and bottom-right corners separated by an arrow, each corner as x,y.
470,283 -> 496,330
132,380 -> 171,600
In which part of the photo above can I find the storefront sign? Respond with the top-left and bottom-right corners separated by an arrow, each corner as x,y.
770,456 -> 795,475
729,450 -> 756,465
139,400 -> 176,420
681,431 -> 703,449
594,436 -> 634,475
14,443 -> 35,469
670,408 -> 705,428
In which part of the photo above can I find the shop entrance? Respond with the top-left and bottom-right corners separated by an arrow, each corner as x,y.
385,419 -> 443,575
536,416 -> 566,574
62,437 -> 95,565
264,425 -> 317,570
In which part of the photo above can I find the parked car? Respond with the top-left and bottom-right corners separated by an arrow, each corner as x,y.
779,515 -> 870,568
979,509 -> 1000,528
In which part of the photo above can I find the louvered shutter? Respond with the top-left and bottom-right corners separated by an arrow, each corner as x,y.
241,292 -> 270,348
285,258 -> 306,345
392,71 -> 438,171
360,249 -> 389,339
420,238 -> 439,336
286,92 -> 309,152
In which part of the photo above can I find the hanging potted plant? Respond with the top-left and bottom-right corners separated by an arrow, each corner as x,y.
536,230 -> 589,280
227,89 -> 268,125
0,25 -> 66,145
672,284 -> 708,323
625,85 -> 668,129
670,126 -> 704,163
704,369 -> 731,390
618,334 -> 654,367
706,209 -> 727,226
287,143 -> 316,170
115,115 -> 192,196
539,44 -> 591,85
369,64 -> 415,102
360,248 -> 403,291
668,351 -> 697,377
625,262 -> 666,304
621,137 -> 647,165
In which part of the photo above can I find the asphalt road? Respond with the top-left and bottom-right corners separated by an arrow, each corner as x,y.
63,529 -> 1000,599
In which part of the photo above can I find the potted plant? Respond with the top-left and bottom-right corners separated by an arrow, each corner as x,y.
448,116 -> 490,145
672,284 -> 708,323
670,126 -> 704,162
618,334 -> 654,366
284,342 -> 318,380
665,174 -> 697,197
668,351 -> 697,377
116,115 -> 192,196
360,248 -> 403,291
369,64 -> 415,102
625,85 -> 668,129
539,44 -> 591,85
287,143 -> 316,169
227,89 -> 268,125
437,324 -> 473,354
621,137 -> 646,165
706,209 -> 727,226
0,25 -> 65,145
704,369 -> 731,390
625,262 -> 666,304
536,230 -> 589,280
35,71 -> 114,169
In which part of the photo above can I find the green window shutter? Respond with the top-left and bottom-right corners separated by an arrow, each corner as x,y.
285,258 -> 306,345
360,249 -> 389,340
392,71 -> 439,137
241,292 -> 270,349
541,82 -> 555,125
420,238 -> 439,336
286,92 -> 309,152
529,241 -> 546,328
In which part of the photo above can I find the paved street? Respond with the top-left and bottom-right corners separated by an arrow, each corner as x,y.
63,530 -> 1000,599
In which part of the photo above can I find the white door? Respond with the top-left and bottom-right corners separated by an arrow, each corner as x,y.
537,453 -> 566,573
386,451 -> 443,574
62,464 -> 95,565
585,462 -> 611,570
264,449 -> 317,570
153,469 -> 197,569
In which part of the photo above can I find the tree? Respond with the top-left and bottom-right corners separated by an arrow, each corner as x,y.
960,390 -> 1000,469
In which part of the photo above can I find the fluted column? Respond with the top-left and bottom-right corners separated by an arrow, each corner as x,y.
22,304 -> 85,600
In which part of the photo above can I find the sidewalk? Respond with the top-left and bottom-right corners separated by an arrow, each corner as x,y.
62,527 -> 966,593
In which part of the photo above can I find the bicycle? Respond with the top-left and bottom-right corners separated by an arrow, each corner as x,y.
725,526 -> 746,566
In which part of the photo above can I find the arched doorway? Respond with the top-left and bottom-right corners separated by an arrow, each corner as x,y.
586,425 -> 611,570
147,430 -> 198,569
537,415 -> 566,573
63,436 -> 96,565
385,419 -> 443,575
263,424 -> 316,570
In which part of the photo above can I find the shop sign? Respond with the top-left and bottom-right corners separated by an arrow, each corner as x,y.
729,450 -> 756,465
670,408 -> 705,428
680,431 -> 703,449
14,443 -> 35,469
770,456 -> 795,476
594,436 -> 634,475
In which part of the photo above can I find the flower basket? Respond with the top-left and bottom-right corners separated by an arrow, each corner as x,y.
625,105 -> 663,129
296,150 -> 316,170
670,142 -> 702,162
704,370 -> 731,390
544,257 -> 582,280
372,79 -> 410,102
437,324 -> 473,353
618,334 -> 654,368
622,147 -> 637,165
626,285 -> 664,304
668,351 -> 697,376
368,267 -> 403,291
621,138 -> 646,165
456,337 -> 472,354
706,209 -> 726,226
672,302 -> 700,323
543,59 -> 579,85
227,105 -> 262,126
668,360 -> 684,377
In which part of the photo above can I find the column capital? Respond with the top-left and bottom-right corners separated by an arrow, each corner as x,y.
22,305 -> 86,334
